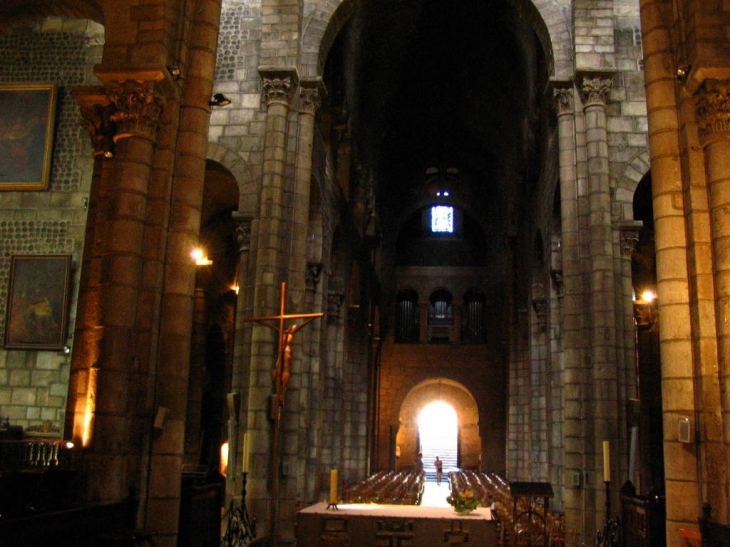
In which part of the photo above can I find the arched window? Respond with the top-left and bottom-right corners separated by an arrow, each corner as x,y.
462,288 -> 487,344
428,289 -> 453,342
395,289 -> 420,343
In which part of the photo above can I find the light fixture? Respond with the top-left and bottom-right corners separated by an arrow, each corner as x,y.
209,93 -> 231,107
676,65 -> 691,81
191,248 -> 213,266
167,66 -> 181,79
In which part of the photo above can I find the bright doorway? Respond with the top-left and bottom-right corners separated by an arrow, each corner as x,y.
418,401 -> 458,479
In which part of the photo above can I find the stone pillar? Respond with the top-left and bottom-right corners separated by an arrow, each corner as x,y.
639,0 -> 700,536
230,214 -> 253,495
289,79 -> 324,306
551,82 -> 587,540
694,78 -> 730,522
70,80 -> 165,503
288,78 -> 325,511
66,87 -> 116,445
145,2 -> 222,543
579,73 -> 619,527
618,223 -> 641,480
248,67 -> 298,538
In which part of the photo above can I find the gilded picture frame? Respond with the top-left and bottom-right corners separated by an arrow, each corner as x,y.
4,255 -> 72,350
0,82 -> 58,191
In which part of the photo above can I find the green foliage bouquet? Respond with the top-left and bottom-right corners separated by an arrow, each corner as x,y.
446,489 -> 480,513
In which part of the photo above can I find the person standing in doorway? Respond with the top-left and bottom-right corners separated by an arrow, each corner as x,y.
434,456 -> 443,484
416,452 -> 424,473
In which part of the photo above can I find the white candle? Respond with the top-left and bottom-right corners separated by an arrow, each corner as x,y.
603,441 -> 611,482
329,469 -> 338,503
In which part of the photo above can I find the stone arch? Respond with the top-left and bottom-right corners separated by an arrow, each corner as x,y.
206,142 -> 258,216
0,1 -> 104,36
300,0 -> 559,80
395,378 -> 481,470
614,149 -> 651,222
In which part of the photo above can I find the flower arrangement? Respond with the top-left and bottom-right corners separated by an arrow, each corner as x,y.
446,489 -> 480,513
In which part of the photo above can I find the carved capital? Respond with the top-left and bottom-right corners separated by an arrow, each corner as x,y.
578,73 -> 613,106
299,78 -> 326,115
233,215 -> 253,252
306,262 -> 323,292
259,68 -> 298,107
72,86 -> 117,158
694,79 -> 730,144
620,224 -> 641,258
327,292 -> 345,322
107,81 -> 165,141
551,84 -> 574,116
532,298 -> 548,331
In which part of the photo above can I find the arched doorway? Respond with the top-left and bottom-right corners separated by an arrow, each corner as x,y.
395,379 -> 481,472
418,400 -> 457,478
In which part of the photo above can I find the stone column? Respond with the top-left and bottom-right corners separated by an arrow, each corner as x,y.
288,78 -> 325,511
66,88 -> 116,444
289,79 -> 324,305
579,73 -> 619,526
639,0 -> 703,537
694,78 -> 730,522
618,222 -> 641,480
248,67 -> 298,538
145,2 -> 222,543
71,80 -> 164,503
551,82 -> 587,539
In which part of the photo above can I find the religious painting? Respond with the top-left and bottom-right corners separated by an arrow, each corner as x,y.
4,255 -> 72,350
0,82 -> 58,191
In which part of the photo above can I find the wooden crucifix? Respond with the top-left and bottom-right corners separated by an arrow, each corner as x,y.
243,281 -> 323,543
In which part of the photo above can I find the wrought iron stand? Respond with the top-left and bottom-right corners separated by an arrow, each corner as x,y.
596,481 -> 621,547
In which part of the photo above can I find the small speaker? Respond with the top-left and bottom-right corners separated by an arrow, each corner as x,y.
154,407 -> 169,430
572,471 -> 582,488
678,416 -> 691,443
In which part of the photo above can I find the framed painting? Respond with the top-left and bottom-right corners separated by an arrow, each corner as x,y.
4,255 -> 72,350
0,82 -> 58,191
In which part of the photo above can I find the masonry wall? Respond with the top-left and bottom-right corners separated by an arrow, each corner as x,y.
0,19 -> 102,432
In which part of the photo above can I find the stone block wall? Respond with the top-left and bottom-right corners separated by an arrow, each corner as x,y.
0,18 -> 103,431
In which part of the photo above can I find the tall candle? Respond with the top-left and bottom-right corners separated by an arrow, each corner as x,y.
242,432 -> 250,473
603,441 -> 611,482
329,469 -> 338,503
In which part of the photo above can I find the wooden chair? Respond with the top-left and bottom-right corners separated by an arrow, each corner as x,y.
679,527 -> 702,547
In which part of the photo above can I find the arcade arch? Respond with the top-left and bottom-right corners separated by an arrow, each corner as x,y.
395,379 -> 481,472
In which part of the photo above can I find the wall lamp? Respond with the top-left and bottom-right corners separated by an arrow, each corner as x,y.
676,65 -> 692,81
191,248 -> 213,266
210,93 -> 232,107
167,66 -> 182,79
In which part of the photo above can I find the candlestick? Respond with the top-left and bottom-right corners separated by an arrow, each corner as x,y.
329,469 -> 338,503
603,440 -> 610,482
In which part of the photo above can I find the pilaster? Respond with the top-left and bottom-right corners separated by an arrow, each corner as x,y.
693,78 -> 730,523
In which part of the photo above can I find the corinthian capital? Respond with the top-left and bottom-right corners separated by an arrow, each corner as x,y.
259,68 -> 299,107
72,86 -> 117,158
299,78 -> 326,115
107,80 -> 165,141
578,72 -> 613,106
551,84 -> 574,116
233,214 -> 253,252
694,79 -> 730,144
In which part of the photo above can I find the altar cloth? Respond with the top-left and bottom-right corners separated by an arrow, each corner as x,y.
297,502 -> 500,546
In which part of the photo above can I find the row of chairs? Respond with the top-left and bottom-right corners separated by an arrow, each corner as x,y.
342,469 -> 425,505
448,470 -> 568,547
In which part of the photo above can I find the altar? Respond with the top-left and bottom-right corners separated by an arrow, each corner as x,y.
297,502 -> 500,546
